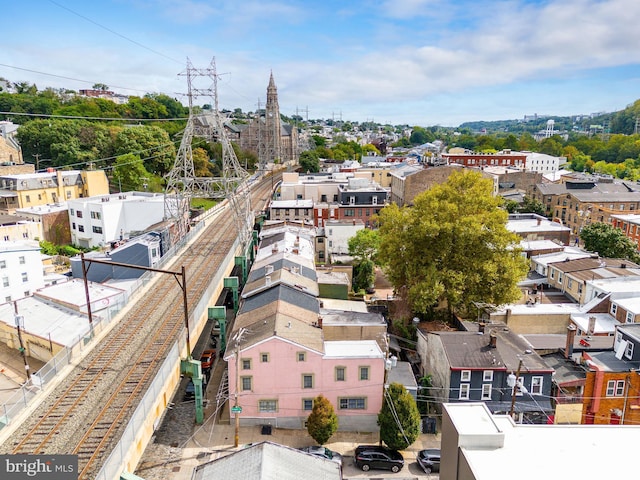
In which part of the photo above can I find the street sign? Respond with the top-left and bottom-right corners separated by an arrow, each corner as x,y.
231,406 -> 242,413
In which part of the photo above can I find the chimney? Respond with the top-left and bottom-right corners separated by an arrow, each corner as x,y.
537,217 -> 542,226
317,316 -> 323,328
565,324 -> 577,359
478,322 -> 486,333
265,274 -> 272,286
489,331 -> 497,348
587,316 -> 596,335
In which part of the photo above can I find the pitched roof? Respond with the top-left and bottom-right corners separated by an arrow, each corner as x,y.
192,441 -> 341,480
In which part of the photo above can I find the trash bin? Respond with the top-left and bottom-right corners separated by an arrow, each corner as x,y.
422,417 -> 437,434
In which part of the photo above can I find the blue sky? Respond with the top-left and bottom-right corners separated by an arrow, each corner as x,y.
2,0 -> 640,126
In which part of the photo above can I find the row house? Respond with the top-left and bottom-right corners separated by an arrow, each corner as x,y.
224,225 -> 386,431
417,323 -> 554,424
315,219 -> 365,264
0,170 -> 109,214
443,150 -> 527,169
546,256 -> 640,304
611,213 -> 640,247
506,213 -> 571,245
334,177 -> 387,227
0,240 -> 45,304
531,178 -> 640,234
581,323 -> 640,424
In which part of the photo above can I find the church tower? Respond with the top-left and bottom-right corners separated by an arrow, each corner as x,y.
263,72 -> 282,165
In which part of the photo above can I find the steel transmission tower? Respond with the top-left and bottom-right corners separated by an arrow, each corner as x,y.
164,58 -> 252,247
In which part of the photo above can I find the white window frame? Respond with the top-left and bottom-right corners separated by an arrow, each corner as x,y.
459,383 -> 470,400
531,376 -> 543,395
482,370 -> 493,382
611,303 -> 618,315
481,384 -> 492,400
259,399 -> 278,412
626,311 -> 634,323
460,370 -> 471,382
625,341 -> 634,359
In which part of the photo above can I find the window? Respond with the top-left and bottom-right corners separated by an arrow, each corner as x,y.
339,397 -> 366,409
5,296 -> 10,302
260,353 -> 269,363
242,359 -> 252,370
625,341 -> 634,359
19,256 -> 25,265
22,233 -> 29,239
459,383 -> 470,400
550,269 -> 555,279
335,366 -> 346,382
21,272 -> 28,283
259,400 -> 278,412
2,277 -> 8,287
3,236 -> 8,241
38,194 -> 42,200
78,225 -> 84,232
70,209 -> 74,215
302,399 -> 314,411
297,352 -> 306,362
481,384 -> 492,400
349,196 -> 355,205
578,283 -> 583,294
359,366 -> 369,380
90,211 -> 101,220
92,226 -> 103,234
241,376 -> 252,391
460,370 -> 471,382
567,278 -> 573,289
25,195 -> 30,203
611,304 -> 617,315
606,380 -> 625,397
482,370 -> 493,382
344,209 -> 355,217
0,261 -> 5,269
66,190 -> 71,200
531,376 -> 543,395
626,311 -> 635,323
76,211 -> 83,218
558,273 -> 563,284
72,223 -> 76,230
302,374 -> 314,389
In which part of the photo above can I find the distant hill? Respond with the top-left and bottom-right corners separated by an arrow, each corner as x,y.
458,99 -> 640,136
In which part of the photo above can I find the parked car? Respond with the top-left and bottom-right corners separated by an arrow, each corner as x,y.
354,445 -> 404,473
184,380 -> 195,401
417,448 -> 441,474
200,349 -> 216,370
299,446 -> 343,467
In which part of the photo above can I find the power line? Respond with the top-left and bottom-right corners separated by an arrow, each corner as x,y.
47,0 -> 183,66
0,111 -> 187,122
0,62 -> 150,94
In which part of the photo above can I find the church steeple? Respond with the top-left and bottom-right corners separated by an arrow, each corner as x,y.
266,70 -> 279,117
264,71 -> 282,165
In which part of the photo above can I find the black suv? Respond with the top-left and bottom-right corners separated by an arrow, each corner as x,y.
417,448 -> 441,473
354,445 -> 404,473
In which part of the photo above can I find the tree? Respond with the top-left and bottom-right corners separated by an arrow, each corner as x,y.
378,383 -> 421,450
376,170 -> 528,317
580,223 -> 640,263
112,154 -> 154,191
299,150 -> 320,173
306,395 -> 338,445
517,196 -> 546,216
349,229 -> 380,292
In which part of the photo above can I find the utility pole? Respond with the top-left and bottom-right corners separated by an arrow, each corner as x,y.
13,301 -> 31,381
508,359 -> 523,421
32,153 -> 41,171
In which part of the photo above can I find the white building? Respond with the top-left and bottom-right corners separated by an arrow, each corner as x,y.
0,240 -> 45,303
524,152 -> 567,173
322,218 -> 365,263
441,402 -> 640,480
68,192 -> 165,248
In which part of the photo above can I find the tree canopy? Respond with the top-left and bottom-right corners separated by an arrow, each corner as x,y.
306,395 -> 338,445
579,222 -> 640,263
378,383 -> 421,450
377,170 -> 528,317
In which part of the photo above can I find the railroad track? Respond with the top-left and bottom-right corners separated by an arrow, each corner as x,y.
0,174 -> 279,479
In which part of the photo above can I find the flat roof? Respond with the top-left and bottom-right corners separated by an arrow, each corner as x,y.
570,313 -> 620,334
507,218 -> 570,233
455,409 -> 640,480
319,298 -> 369,313
323,340 -> 383,358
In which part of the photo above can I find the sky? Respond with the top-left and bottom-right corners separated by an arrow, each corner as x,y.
2,0 -> 640,127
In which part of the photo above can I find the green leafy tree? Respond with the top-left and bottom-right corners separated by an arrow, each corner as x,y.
306,395 -> 338,445
113,126 -> 175,176
362,143 -> 381,156
349,229 -> 380,291
518,196 -> 546,216
112,154 -> 154,191
378,383 -> 421,450
580,223 -> 640,263
376,170 -> 528,316
299,150 -> 320,173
